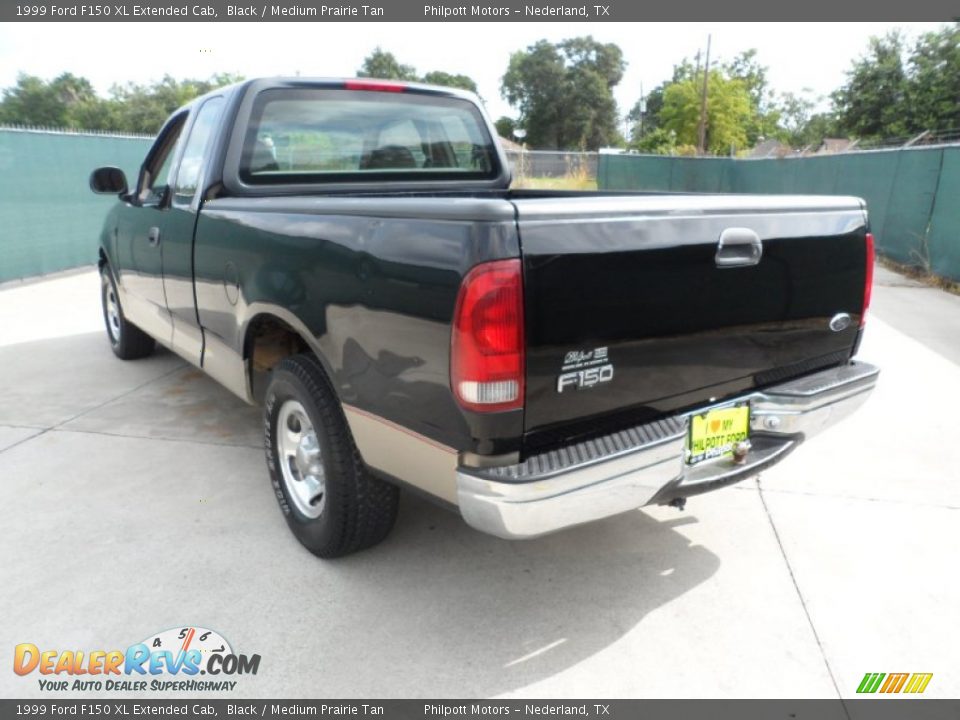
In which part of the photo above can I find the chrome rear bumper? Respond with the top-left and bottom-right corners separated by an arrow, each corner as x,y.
457,361 -> 879,539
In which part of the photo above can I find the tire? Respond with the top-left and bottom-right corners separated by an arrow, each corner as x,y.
264,353 -> 399,558
100,265 -> 156,360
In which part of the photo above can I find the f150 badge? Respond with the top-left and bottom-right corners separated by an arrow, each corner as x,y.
557,346 -> 614,393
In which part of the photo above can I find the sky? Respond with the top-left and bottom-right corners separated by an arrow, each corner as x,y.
0,22 -> 947,125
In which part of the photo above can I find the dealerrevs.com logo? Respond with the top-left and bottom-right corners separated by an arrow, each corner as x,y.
13,627 -> 261,692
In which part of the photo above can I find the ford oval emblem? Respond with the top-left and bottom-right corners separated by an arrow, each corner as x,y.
829,313 -> 852,332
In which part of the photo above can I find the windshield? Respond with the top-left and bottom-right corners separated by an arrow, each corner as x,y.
239,87 -> 500,185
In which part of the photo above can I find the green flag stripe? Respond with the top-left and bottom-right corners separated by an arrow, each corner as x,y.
869,673 -> 886,693
856,673 -> 874,693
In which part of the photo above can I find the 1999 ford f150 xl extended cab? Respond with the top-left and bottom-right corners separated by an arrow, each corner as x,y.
90,77 -> 879,558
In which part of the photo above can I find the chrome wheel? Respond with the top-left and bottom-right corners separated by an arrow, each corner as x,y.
277,399 -> 326,519
104,278 -> 121,343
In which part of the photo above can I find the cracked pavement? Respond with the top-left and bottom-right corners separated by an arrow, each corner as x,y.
0,265 -> 957,700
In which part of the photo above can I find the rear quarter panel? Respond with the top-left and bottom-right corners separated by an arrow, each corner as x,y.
193,197 -> 523,464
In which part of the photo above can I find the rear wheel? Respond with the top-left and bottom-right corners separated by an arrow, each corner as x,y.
264,353 -> 399,558
100,266 -> 155,360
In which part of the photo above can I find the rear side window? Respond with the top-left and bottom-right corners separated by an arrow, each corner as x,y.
238,88 -> 499,185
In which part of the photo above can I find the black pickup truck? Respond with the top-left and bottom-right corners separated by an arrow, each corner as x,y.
90,77 -> 879,558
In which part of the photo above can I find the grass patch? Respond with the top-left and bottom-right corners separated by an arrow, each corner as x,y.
512,175 -> 598,191
878,255 -> 960,296
511,152 -> 597,191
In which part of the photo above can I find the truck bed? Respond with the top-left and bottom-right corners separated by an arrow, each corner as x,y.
196,189 -> 869,460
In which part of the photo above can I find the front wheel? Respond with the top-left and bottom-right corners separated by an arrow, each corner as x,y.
264,353 -> 399,558
100,266 -> 155,360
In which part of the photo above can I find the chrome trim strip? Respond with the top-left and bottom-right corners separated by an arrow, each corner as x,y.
457,362 -> 879,539
512,194 -> 865,219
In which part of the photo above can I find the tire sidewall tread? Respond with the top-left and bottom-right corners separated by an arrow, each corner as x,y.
264,353 -> 399,558
100,265 -> 156,360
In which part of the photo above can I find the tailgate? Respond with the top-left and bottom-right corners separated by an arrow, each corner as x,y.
513,194 -> 869,449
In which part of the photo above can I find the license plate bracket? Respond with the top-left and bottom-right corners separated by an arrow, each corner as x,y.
686,404 -> 750,466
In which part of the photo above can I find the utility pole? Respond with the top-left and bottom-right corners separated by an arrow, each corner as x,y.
697,34 -> 712,155
639,83 -> 645,138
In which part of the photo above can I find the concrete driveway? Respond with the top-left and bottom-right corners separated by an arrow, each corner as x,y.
1,265 -> 957,701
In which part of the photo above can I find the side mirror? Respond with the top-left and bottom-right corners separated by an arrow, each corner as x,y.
90,166 -> 128,195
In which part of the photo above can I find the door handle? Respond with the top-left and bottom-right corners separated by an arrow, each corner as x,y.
716,227 -> 762,268
147,227 -> 161,247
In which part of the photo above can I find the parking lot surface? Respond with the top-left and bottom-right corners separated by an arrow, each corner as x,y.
1,264 -> 957,700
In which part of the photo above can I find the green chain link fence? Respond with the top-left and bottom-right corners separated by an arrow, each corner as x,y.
599,146 -> 960,282
0,127 -> 151,284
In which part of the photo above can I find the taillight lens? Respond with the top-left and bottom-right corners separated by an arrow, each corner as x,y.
451,259 -> 525,412
861,232 -> 874,327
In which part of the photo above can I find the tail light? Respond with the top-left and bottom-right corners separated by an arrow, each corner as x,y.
451,259 -> 525,412
861,232 -> 875,327
344,79 -> 406,93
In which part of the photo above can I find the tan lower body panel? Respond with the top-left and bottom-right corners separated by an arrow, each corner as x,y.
202,332 -> 253,403
118,287 -> 173,349
342,404 -> 458,506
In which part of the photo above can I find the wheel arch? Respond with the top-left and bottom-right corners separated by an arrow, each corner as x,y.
98,246 -> 118,277
240,305 -> 339,406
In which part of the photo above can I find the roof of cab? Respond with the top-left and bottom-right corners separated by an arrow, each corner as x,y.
182,76 -> 481,117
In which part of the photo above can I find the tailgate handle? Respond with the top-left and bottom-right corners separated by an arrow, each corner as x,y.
716,228 -> 762,268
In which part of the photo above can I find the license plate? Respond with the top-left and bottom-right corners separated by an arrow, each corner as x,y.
686,405 -> 750,466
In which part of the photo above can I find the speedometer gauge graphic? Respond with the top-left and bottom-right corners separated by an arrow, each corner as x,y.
137,626 -> 233,668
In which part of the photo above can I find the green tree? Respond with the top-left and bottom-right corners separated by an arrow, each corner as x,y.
356,49 -> 479,97
799,112 -> 839,147
632,127 -> 680,155
0,72 -> 241,133
0,72 -> 103,128
659,71 -> 754,155
420,71 -> 478,94
906,23 -> 960,133
501,41 -> 566,148
626,60 -> 694,145
560,37 -> 625,148
108,73 -> 242,134
775,91 -> 814,145
627,53 -> 780,150
723,49 -> 781,144
357,47 -> 418,81
832,31 -> 909,139
724,49 -> 768,109
0,74 -> 66,126
494,116 -> 517,139
501,36 -> 625,149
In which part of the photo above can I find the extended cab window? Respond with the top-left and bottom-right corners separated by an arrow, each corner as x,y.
238,88 -> 499,185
